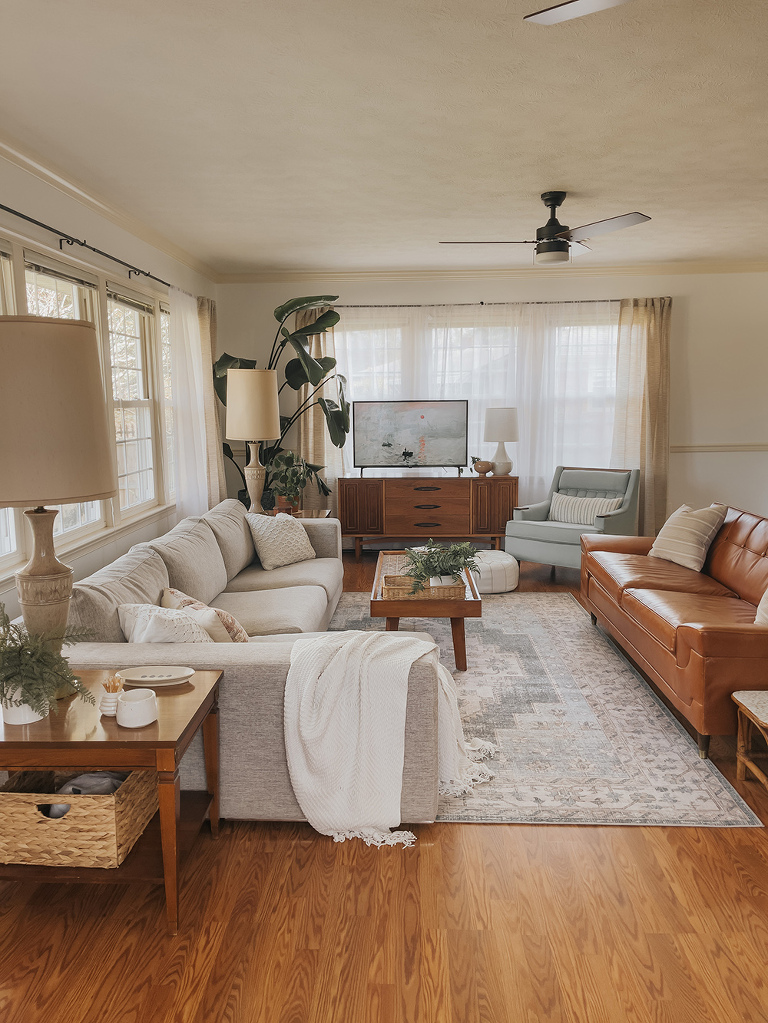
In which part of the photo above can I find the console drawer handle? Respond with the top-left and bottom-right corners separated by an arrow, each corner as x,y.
414,522 -> 441,527
415,504 -> 439,509
414,486 -> 440,491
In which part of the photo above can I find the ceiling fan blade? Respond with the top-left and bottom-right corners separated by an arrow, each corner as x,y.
525,0 -> 633,25
573,240 -> 592,252
556,212 -> 650,242
439,240 -> 535,245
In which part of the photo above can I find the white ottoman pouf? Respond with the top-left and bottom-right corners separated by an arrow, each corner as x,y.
471,549 -> 519,593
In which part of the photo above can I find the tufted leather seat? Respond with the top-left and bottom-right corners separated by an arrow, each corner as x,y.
581,507 -> 768,754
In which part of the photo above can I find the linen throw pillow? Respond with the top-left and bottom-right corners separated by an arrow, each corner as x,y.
548,491 -> 623,526
755,588 -> 768,626
117,604 -> 214,644
245,512 -> 316,571
649,503 -> 728,572
161,587 -> 249,642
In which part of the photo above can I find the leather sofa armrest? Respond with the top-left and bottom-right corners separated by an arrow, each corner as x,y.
676,623 -> 768,660
513,500 -> 550,522
581,534 -> 655,555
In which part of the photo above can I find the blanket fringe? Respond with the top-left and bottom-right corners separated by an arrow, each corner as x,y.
464,737 -> 498,762
331,828 -> 417,848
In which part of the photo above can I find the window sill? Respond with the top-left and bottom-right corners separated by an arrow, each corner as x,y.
0,502 -> 177,591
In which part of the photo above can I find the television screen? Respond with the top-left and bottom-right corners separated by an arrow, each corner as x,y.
353,400 -> 468,469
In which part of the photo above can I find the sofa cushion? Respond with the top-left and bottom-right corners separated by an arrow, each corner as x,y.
146,518 -> 227,605
211,586 -> 329,636
588,551 -> 738,603
649,504 -> 728,572
202,499 -> 255,581
69,547 -> 169,643
706,508 -> 768,606
224,558 -> 344,602
507,519 -> 597,545
558,468 -> 630,498
620,588 -> 758,655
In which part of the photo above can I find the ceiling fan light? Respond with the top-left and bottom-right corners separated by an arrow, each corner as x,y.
534,241 -> 570,265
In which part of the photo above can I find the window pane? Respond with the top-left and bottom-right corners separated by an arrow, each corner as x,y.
160,310 -> 175,500
0,508 -> 16,557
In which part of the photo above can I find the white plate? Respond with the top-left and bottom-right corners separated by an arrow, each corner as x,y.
116,666 -> 195,687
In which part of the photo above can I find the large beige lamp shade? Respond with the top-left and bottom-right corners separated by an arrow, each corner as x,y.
0,316 -> 117,646
225,369 -> 281,513
483,407 -> 519,475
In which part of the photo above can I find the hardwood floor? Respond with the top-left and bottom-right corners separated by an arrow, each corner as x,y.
1,553 -> 767,1023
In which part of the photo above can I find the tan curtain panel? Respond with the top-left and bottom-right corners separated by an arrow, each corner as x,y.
296,307 -> 344,514
610,297 -> 672,534
197,297 -> 227,507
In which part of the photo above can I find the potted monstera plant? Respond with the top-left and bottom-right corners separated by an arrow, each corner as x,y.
213,296 -> 350,509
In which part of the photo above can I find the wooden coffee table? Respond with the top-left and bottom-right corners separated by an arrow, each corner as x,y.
0,668 -> 221,934
370,551 -> 481,670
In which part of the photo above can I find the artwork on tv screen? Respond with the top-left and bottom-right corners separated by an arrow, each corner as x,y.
353,400 -> 468,469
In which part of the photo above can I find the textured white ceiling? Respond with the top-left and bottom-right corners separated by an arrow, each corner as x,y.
1,0 -> 767,274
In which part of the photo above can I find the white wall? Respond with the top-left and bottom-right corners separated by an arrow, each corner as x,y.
216,270 -> 768,519
0,155 -> 219,618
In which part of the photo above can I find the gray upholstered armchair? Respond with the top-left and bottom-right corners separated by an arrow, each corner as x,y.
504,466 -> 640,570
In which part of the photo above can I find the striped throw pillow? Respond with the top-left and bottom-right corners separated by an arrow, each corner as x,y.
756,589 -> 768,626
649,504 -> 727,572
548,491 -> 623,526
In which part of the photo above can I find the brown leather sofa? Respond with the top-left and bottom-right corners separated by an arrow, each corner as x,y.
580,508 -> 768,758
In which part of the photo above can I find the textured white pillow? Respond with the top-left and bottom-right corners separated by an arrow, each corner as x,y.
161,587 -> 249,642
649,503 -> 728,572
548,491 -> 623,526
117,604 -> 214,644
245,513 -> 316,571
755,589 -> 768,626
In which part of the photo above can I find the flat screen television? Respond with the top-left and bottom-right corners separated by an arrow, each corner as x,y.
353,400 -> 468,469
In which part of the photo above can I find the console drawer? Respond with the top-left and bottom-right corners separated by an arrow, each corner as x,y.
385,505 -> 471,534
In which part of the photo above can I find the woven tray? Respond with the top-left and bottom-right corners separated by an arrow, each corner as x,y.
381,574 -> 466,600
0,769 -> 159,869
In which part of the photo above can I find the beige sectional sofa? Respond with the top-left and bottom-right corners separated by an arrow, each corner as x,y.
67,500 -> 440,823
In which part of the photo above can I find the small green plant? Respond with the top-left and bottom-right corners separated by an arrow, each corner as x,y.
0,605 -> 95,717
403,540 -> 479,594
261,450 -> 328,509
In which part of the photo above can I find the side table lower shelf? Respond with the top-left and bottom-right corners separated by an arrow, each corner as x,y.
0,790 -> 212,885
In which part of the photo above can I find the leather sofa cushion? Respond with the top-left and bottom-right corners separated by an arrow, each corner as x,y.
588,551 -> 738,603
620,588 -> 758,654
706,508 -> 768,606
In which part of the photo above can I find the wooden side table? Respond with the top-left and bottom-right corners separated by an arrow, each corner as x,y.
0,669 -> 221,934
733,691 -> 768,791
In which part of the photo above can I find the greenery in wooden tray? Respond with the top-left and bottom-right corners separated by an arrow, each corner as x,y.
0,604 -> 95,717
403,539 -> 479,594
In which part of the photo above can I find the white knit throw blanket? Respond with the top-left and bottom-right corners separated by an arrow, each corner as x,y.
284,630 -> 497,847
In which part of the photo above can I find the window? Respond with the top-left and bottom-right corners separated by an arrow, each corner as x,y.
108,293 -> 158,513
24,262 -> 104,538
159,306 -> 175,500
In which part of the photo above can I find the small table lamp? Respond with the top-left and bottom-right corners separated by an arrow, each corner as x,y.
0,316 -> 117,647
484,407 -> 519,476
225,369 -> 281,513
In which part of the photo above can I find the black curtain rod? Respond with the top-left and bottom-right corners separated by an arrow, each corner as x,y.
334,299 -> 619,308
0,202 -> 172,288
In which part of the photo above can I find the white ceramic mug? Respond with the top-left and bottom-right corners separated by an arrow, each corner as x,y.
115,688 -> 158,728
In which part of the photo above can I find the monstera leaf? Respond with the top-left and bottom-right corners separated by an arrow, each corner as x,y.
284,355 -> 337,391
213,352 -> 258,405
290,309 -> 340,338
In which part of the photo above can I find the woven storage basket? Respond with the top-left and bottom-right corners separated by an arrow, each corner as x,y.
0,769 -> 159,868
381,574 -> 466,600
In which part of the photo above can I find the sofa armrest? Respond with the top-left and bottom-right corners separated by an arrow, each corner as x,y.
676,624 -> 768,660
581,533 -> 655,556
300,517 -> 342,560
513,500 -> 550,522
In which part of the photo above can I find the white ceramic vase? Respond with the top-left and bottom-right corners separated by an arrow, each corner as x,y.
1,693 -> 48,725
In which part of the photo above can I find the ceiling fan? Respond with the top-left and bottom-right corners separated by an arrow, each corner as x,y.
524,0 -> 634,26
440,191 -> 650,265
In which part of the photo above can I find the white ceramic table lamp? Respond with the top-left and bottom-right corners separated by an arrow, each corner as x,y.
483,407 -> 519,476
0,316 -> 117,646
225,369 -> 281,513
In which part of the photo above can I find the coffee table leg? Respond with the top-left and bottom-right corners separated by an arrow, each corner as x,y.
386,617 -> 400,631
203,702 -> 220,840
158,767 -> 180,934
451,618 -> 467,671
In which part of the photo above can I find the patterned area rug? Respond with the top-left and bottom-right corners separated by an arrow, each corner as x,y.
329,592 -> 761,827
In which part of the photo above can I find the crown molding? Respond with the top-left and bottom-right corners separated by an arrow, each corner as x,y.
215,259 -> 768,284
0,136 -> 223,284
670,443 -> 768,454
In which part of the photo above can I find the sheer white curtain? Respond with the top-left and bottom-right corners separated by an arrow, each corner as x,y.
335,301 -> 621,504
169,288 -> 225,517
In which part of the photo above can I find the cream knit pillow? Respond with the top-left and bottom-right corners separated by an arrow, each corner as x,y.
649,503 -> 727,572
245,513 -> 316,571
117,604 -> 214,644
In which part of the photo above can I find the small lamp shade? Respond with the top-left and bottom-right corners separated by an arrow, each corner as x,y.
483,407 -> 519,443
226,369 -> 281,442
0,316 -> 117,506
